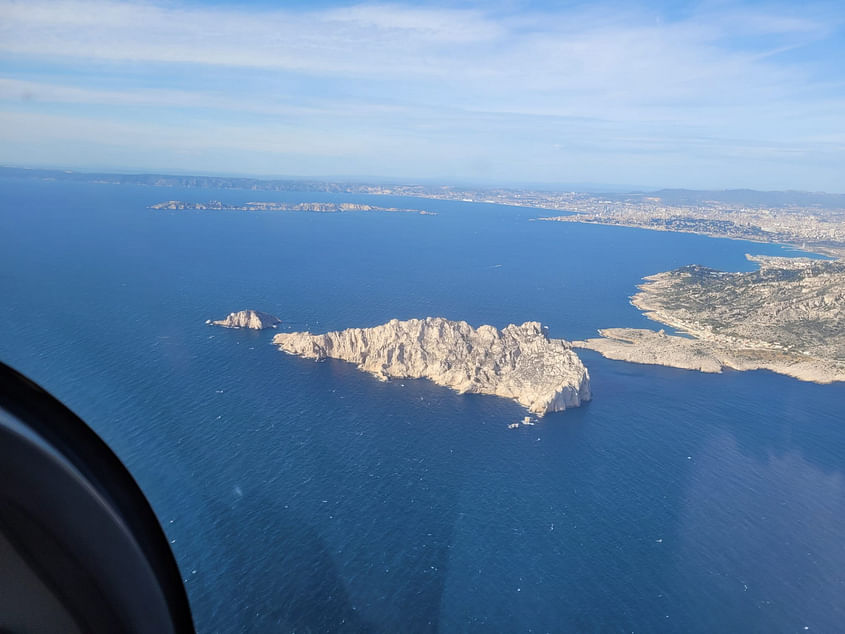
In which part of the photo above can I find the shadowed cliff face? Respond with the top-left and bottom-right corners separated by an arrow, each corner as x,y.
273,317 -> 591,415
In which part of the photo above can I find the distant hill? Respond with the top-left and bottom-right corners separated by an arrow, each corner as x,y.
0,166 -> 360,193
3,166 -> 843,209
612,188 -> 845,210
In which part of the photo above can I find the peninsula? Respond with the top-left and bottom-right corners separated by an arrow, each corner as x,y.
209,310 -> 281,330
151,200 -> 435,215
575,255 -> 845,383
273,317 -> 591,415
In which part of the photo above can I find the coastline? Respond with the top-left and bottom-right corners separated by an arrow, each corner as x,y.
576,255 -> 845,384
575,328 -> 845,385
537,215 -> 845,260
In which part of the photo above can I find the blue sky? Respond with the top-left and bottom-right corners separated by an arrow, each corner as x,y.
0,0 -> 843,190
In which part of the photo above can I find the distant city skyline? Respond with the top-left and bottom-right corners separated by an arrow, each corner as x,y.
1,0 -> 843,192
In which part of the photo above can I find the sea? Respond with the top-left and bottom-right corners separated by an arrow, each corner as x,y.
1,177 -> 843,633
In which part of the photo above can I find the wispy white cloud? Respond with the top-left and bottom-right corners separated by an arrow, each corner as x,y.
0,0 -> 831,86
0,1 -> 502,76
0,0 -> 843,189
0,77 -> 421,119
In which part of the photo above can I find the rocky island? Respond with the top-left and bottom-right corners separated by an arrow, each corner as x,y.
151,200 -> 436,215
209,310 -> 281,330
273,317 -> 591,415
575,255 -> 845,383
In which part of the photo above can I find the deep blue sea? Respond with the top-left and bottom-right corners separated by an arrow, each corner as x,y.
1,178 -> 844,633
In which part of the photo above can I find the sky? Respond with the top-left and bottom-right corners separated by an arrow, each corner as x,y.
0,0 -> 843,191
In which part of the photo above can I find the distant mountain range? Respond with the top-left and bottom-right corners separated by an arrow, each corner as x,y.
3,166 -> 844,209
0,166 -> 364,193
613,188 -> 845,209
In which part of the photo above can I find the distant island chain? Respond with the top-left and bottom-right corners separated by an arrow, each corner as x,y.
9,167 -> 844,256
210,252 -> 844,417
151,200 -> 436,215
74,165 -> 837,412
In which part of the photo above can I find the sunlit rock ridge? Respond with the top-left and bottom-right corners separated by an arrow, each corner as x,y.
273,317 -> 591,415
210,310 -> 281,330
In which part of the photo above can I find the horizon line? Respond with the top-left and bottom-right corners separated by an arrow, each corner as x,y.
3,163 -> 844,197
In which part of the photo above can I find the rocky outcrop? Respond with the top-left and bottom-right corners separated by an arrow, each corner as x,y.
575,328 -> 845,383
575,328 -> 726,373
273,317 -> 591,415
209,310 -> 281,330
575,255 -> 845,384
630,256 -> 845,359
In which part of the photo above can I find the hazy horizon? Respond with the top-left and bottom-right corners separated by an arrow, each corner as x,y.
7,162 -> 845,197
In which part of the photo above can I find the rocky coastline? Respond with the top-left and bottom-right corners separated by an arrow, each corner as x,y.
575,255 -> 845,384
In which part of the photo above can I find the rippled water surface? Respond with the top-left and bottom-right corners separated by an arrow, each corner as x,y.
1,178 -> 843,632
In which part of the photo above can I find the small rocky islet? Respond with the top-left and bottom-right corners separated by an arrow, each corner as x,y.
208,310 -> 281,330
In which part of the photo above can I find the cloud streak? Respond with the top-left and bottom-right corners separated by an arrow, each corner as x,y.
0,0 -> 843,189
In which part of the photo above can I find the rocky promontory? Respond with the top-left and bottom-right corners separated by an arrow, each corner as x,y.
575,255 -> 845,384
273,317 -> 591,415
575,328 -> 845,383
209,310 -> 281,330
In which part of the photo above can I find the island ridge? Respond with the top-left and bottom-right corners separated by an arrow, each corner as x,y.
273,317 -> 591,415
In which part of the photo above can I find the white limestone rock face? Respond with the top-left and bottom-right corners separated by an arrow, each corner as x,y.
210,310 -> 281,330
575,328 -> 726,374
575,328 -> 845,384
273,317 -> 591,415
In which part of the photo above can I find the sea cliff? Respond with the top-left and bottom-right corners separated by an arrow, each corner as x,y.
273,317 -> 591,415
